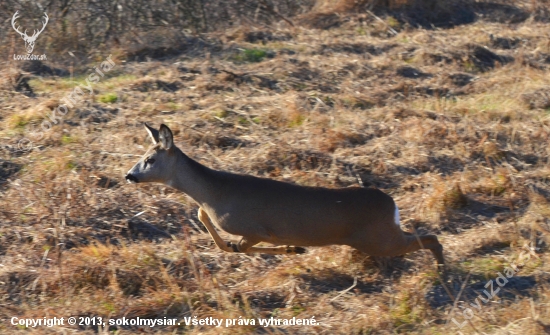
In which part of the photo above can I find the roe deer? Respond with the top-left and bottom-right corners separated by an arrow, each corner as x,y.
125,124 -> 445,267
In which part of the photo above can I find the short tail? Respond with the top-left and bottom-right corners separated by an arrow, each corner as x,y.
394,204 -> 400,226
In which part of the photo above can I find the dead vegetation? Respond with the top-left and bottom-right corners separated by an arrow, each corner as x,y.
1,0 -> 550,334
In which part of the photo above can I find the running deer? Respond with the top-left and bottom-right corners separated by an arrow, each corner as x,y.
125,124 -> 445,267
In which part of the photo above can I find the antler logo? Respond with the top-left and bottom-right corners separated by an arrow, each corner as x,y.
12,11 -> 49,54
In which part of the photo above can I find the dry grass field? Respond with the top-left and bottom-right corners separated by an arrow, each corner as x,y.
1,1 -> 550,334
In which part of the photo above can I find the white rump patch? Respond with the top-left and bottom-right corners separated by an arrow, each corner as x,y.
394,205 -> 400,226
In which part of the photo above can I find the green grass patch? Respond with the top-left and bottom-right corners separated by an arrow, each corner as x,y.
387,16 -> 401,29
238,116 -> 250,125
165,102 -> 179,111
102,301 -> 116,313
390,292 -> 423,329
66,160 -> 77,170
288,113 -> 305,127
213,109 -> 228,118
98,93 -> 118,104
9,114 -> 30,129
233,48 -> 269,63
463,60 -> 480,73
61,135 -> 77,145
356,27 -> 367,36
6,110 -> 44,130
291,305 -> 305,316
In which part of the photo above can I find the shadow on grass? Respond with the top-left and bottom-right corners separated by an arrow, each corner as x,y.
126,36 -> 223,62
247,291 -> 288,310
385,1 -> 528,29
299,260 -> 418,294
299,267 -> 395,296
0,160 -> 22,190
427,274 -> 537,309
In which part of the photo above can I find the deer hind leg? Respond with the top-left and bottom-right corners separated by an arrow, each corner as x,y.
397,234 -> 445,266
197,208 -> 306,255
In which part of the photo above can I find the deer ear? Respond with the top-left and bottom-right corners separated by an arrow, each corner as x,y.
159,124 -> 173,150
144,123 -> 159,144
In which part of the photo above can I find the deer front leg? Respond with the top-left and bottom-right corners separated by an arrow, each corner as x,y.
197,207 -> 235,252
197,208 -> 306,255
247,245 -> 307,255
229,237 -> 307,255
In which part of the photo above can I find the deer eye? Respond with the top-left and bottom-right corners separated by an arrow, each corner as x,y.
145,158 -> 155,165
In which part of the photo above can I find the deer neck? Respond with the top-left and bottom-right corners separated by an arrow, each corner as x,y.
168,149 -> 221,207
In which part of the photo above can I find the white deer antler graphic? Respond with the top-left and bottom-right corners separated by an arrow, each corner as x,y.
12,11 -> 49,54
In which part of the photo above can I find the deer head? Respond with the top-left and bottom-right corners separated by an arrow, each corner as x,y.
126,123 -> 178,184
12,11 -> 49,54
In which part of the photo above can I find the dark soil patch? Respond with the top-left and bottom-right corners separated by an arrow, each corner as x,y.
447,73 -> 475,87
522,55 -> 550,70
127,37 -> 222,61
396,66 -> 431,79
220,70 -> 279,91
128,46 -> 187,61
490,36 -> 522,50
12,73 -> 35,97
466,44 -> 514,71
1,271 -> 40,301
391,83 -> 451,99
278,48 -> 296,56
386,2 -> 476,28
116,269 -> 146,296
74,105 -> 119,124
474,2 -> 529,24
318,43 -> 385,56
245,31 -> 291,44
532,4 -> 550,23
247,291 -> 287,310
0,160 -> 22,187
299,12 -> 344,30
130,79 -> 180,92
388,2 -> 528,28
422,53 -> 456,66
176,65 -> 202,74
289,64 -> 320,82
20,60 -> 69,76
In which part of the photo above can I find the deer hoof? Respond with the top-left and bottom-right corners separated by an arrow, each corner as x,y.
294,247 -> 307,254
227,242 -> 239,252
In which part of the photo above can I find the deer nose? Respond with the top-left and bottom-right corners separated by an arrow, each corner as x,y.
125,174 -> 139,183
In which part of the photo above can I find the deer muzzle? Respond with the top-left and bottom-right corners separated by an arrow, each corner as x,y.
125,174 -> 139,183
